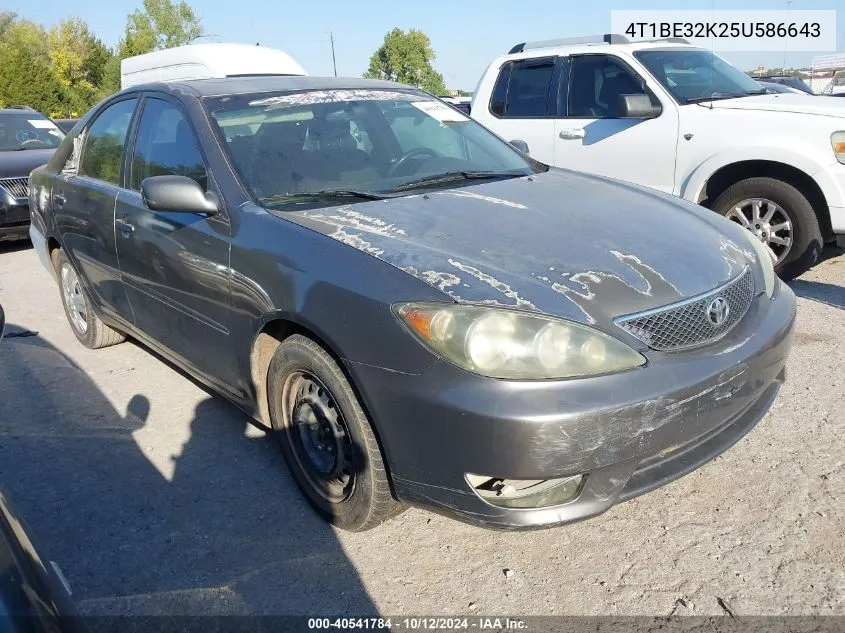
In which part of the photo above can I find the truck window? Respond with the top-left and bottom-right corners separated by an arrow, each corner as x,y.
489,58 -> 556,118
568,55 -> 648,118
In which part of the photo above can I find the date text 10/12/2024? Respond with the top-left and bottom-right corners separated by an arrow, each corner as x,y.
308,618 -> 528,630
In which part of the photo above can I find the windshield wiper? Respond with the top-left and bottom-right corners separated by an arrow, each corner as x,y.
259,189 -> 392,205
744,88 -> 768,95
389,170 -> 524,193
684,93 -> 747,104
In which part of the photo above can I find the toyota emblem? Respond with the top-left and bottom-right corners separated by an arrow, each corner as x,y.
706,296 -> 730,327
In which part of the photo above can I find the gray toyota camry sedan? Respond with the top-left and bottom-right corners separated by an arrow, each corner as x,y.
29,76 -> 795,531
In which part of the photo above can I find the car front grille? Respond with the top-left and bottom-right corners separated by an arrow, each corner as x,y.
0,177 -> 29,199
614,267 -> 755,351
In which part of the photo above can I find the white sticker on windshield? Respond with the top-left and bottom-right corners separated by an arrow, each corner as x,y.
410,101 -> 469,123
28,119 -> 58,129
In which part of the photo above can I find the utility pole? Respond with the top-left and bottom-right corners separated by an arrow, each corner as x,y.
330,31 -> 338,77
783,0 -> 792,71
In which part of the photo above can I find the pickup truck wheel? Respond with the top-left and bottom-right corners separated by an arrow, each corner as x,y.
267,334 -> 404,531
712,177 -> 822,279
54,249 -> 126,349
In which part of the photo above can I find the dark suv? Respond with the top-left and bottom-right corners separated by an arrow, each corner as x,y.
0,107 -> 64,242
761,76 -> 815,94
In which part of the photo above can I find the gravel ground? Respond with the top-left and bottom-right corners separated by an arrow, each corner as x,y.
0,241 -> 843,618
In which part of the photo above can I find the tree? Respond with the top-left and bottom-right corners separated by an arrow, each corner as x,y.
121,0 -> 203,58
48,18 -> 112,115
0,17 -> 66,115
363,28 -> 447,95
98,0 -> 203,95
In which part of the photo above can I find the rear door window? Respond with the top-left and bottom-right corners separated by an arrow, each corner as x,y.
490,58 -> 556,118
79,98 -> 138,185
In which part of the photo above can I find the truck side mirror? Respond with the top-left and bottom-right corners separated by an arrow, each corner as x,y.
618,94 -> 661,119
509,139 -> 530,154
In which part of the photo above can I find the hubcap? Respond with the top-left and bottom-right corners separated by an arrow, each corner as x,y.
281,371 -> 355,503
60,263 -> 88,334
725,198 -> 792,265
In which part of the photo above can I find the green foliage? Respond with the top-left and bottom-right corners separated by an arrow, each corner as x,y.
121,0 -> 203,57
363,28 -> 447,95
0,1 -> 203,117
0,16 -> 67,115
47,18 -> 113,116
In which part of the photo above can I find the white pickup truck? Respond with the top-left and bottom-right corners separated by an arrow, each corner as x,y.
471,34 -> 845,277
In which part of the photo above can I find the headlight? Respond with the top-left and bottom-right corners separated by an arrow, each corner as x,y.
394,303 -> 646,379
743,231 -> 776,298
832,131 -> 845,164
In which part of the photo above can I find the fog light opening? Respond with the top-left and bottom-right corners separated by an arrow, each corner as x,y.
465,473 -> 585,509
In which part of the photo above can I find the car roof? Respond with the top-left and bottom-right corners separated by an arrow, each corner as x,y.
493,41 -> 704,66
121,75 -> 414,99
0,108 -> 45,115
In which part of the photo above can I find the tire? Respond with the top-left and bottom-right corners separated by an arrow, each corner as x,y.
267,334 -> 404,531
54,249 -> 125,349
712,177 -> 823,279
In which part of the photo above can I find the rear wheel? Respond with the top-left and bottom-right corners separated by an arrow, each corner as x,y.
267,334 -> 404,531
712,177 -> 823,279
54,249 -> 125,349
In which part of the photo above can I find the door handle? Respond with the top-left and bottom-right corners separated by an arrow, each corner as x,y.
559,128 -> 586,140
115,217 -> 135,238
52,193 -> 66,207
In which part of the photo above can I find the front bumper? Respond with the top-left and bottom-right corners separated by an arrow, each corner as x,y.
347,283 -> 796,530
0,201 -> 30,242
813,162 -> 845,234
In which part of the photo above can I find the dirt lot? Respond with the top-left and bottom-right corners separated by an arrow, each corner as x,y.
0,241 -> 843,618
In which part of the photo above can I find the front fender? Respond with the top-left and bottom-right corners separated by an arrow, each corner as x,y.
678,146 -> 833,204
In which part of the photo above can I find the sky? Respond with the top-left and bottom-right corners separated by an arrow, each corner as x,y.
9,0 -> 845,90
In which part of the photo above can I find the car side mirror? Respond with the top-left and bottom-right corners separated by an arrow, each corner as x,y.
509,139 -> 530,154
140,175 -> 218,215
0,302 -> 5,341
618,94 -> 661,119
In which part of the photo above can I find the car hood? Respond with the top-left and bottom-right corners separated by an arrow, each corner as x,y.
0,148 -> 55,179
708,94 -> 845,118
282,169 -> 753,328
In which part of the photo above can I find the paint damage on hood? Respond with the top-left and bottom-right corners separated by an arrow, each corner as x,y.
279,169 -> 753,330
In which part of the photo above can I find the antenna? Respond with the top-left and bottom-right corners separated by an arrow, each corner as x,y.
330,31 -> 338,77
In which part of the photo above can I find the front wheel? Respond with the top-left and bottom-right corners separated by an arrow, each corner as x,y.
712,177 -> 823,279
267,334 -> 404,531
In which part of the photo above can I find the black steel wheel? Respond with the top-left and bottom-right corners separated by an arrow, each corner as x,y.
281,371 -> 356,503
267,334 -> 404,531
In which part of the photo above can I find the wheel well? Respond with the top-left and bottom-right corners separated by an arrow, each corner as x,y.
701,160 -> 833,241
248,318 -> 397,491
47,237 -> 61,276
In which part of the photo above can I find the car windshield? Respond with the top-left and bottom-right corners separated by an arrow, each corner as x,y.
204,89 -> 543,206
0,112 -> 64,151
634,49 -> 766,103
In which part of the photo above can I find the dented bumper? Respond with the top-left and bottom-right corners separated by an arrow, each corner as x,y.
346,282 -> 796,530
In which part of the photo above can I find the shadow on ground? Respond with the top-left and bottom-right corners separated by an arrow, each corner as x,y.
789,279 -> 845,310
0,239 -> 32,255
0,329 -> 377,616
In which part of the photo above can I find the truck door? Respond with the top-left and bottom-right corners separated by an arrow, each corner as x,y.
554,53 -> 679,194
482,56 -> 561,164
